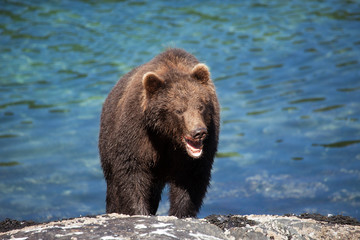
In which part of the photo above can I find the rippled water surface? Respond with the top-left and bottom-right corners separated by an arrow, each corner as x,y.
1,0 -> 360,221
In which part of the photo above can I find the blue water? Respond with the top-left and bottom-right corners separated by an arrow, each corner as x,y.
1,0 -> 360,222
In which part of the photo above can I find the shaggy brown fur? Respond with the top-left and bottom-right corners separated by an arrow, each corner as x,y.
99,48 -> 220,218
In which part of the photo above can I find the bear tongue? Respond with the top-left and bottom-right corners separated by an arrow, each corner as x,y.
185,137 -> 203,158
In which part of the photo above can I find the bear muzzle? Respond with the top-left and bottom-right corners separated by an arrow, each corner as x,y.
184,127 -> 207,158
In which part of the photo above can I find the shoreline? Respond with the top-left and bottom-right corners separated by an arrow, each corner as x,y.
1,213 -> 359,239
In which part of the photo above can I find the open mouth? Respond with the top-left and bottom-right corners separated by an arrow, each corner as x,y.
184,136 -> 203,158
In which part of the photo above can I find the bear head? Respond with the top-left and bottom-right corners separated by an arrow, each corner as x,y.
142,63 -> 216,159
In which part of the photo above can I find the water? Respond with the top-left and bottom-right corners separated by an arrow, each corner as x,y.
1,0 -> 359,222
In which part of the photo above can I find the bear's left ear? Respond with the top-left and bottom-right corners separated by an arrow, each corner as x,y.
142,72 -> 164,94
191,63 -> 210,84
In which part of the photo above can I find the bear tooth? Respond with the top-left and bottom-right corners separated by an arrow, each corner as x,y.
186,143 -> 202,158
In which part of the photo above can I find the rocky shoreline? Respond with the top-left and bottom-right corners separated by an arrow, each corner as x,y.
1,213 -> 359,239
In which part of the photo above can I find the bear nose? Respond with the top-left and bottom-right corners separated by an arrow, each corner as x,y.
191,127 -> 208,140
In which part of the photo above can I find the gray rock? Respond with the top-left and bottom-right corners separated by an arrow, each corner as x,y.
1,214 -> 359,240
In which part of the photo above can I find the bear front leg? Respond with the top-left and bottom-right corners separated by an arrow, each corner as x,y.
105,171 -> 164,216
169,183 -> 198,218
106,181 -> 150,215
168,175 -> 209,218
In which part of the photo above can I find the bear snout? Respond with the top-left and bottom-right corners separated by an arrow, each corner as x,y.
183,127 -> 207,159
191,127 -> 207,141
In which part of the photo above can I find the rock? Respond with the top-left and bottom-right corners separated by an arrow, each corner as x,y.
0,218 -> 38,233
1,213 -> 359,240
223,215 -> 360,240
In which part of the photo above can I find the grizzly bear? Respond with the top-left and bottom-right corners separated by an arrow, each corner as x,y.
99,48 -> 220,218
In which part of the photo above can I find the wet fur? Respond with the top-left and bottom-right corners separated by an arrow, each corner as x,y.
99,48 -> 220,218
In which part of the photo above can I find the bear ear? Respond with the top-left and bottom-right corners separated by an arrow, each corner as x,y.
191,63 -> 210,84
142,72 -> 164,94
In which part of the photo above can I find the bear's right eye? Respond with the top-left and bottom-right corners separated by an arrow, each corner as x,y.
175,109 -> 184,115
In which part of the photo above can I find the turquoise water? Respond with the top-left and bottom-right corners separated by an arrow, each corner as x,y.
1,0 -> 360,221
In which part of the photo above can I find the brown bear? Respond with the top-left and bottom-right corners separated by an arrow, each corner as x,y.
99,48 -> 220,218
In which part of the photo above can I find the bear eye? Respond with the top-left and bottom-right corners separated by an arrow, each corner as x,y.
198,105 -> 204,112
175,109 -> 184,115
